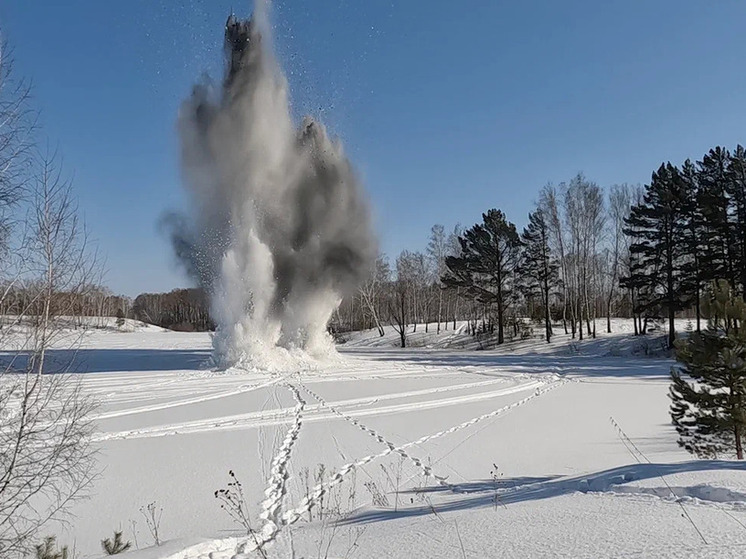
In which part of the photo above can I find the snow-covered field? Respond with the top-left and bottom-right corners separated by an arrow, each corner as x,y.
41,319 -> 746,558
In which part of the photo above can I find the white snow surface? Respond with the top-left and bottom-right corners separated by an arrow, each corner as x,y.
32,319 -> 746,558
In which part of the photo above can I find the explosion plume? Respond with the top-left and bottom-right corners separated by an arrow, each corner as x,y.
168,6 -> 376,369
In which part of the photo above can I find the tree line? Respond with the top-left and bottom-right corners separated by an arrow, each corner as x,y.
332,174 -> 638,348
132,288 -> 213,331
0,284 -> 130,327
130,144 -> 746,351
624,146 -> 746,348
332,144 -> 746,351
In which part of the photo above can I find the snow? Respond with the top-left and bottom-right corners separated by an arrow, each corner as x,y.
33,319 -> 746,558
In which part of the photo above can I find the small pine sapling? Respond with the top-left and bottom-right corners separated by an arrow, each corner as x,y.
102,531 -> 132,555
670,280 -> 746,459
35,536 -> 68,559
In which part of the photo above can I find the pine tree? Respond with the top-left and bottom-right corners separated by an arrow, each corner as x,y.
680,159 -> 705,332
102,531 -> 132,555
520,209 -> 558,342
698,147 -> 736,288
443,209 -> 521,344
726,145 -> 746,293
35,537 -> 68,559
670,280 -> 746,459
623,163 -> 693,348
115,308 -> 126,328
620,186 -> 649,335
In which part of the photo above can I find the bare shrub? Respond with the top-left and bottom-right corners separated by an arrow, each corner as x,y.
214,471 -> 267,559
139,502 -> 163,547
0,153 -> 99,557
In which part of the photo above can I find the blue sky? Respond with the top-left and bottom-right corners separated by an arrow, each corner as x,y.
1,1 -> 745,296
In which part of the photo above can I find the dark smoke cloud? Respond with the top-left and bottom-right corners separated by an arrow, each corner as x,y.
165,9 -> 376,369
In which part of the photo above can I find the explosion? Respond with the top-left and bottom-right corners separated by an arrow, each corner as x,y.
167,5 -> 376,370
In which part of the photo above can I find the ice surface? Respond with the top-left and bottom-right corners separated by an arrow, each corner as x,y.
32,319 -> 746,559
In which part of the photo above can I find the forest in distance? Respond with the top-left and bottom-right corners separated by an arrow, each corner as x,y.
123,144 -> 746,350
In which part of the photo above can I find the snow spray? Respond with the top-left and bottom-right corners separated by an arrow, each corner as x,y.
166,2 -> 376,369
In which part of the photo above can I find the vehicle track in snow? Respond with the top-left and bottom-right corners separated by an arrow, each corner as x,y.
83,347 -> 568,558
107,371 -> 568,558
85,364 -> 518,421
93,378 -> 544,441
91,374 -> 290,420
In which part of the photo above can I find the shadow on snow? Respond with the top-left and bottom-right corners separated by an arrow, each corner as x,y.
0,348 -> 213,374
340,461 -> 746,525
341,347 -> 671,380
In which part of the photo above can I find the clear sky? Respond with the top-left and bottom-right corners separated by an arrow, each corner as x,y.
1,1 -> 745,296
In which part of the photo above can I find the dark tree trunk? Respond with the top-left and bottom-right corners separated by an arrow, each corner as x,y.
735,423 -> 743,460
667,226 -> 676,350
496,267 -> 504,345
543,270 -> 551,343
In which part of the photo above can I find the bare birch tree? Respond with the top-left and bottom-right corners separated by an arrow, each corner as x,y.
0,38 -> 35,325
539,184 -> 570,335
0,56 -> 99,555
564,174 -> 604,339
389,251 -> 414,348
358,254 -> 389,337
445,224 -> 463,330
427,224 -> 448,333
605,184 -> 632,332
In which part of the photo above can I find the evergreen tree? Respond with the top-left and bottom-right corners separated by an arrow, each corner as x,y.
623,163 -> 692,348
35,537 -> 68,559
670,280 -> 746,459
620,186 -> 649,335
443,209 -> 521,344
698,147 -> 736,288
726,145 -> 746,293
520,209 -> 558,342
680,159 -> 705,332
115,308 -> 126,328
102,531 -> 132,555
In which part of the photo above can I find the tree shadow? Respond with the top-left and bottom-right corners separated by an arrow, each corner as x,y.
0,348 -> 213,374
341,460 -> 746,525
410,475 -> 561,494
342,348 -> 671,380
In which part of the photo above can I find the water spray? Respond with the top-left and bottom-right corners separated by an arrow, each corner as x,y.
167,4 -> 376,370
